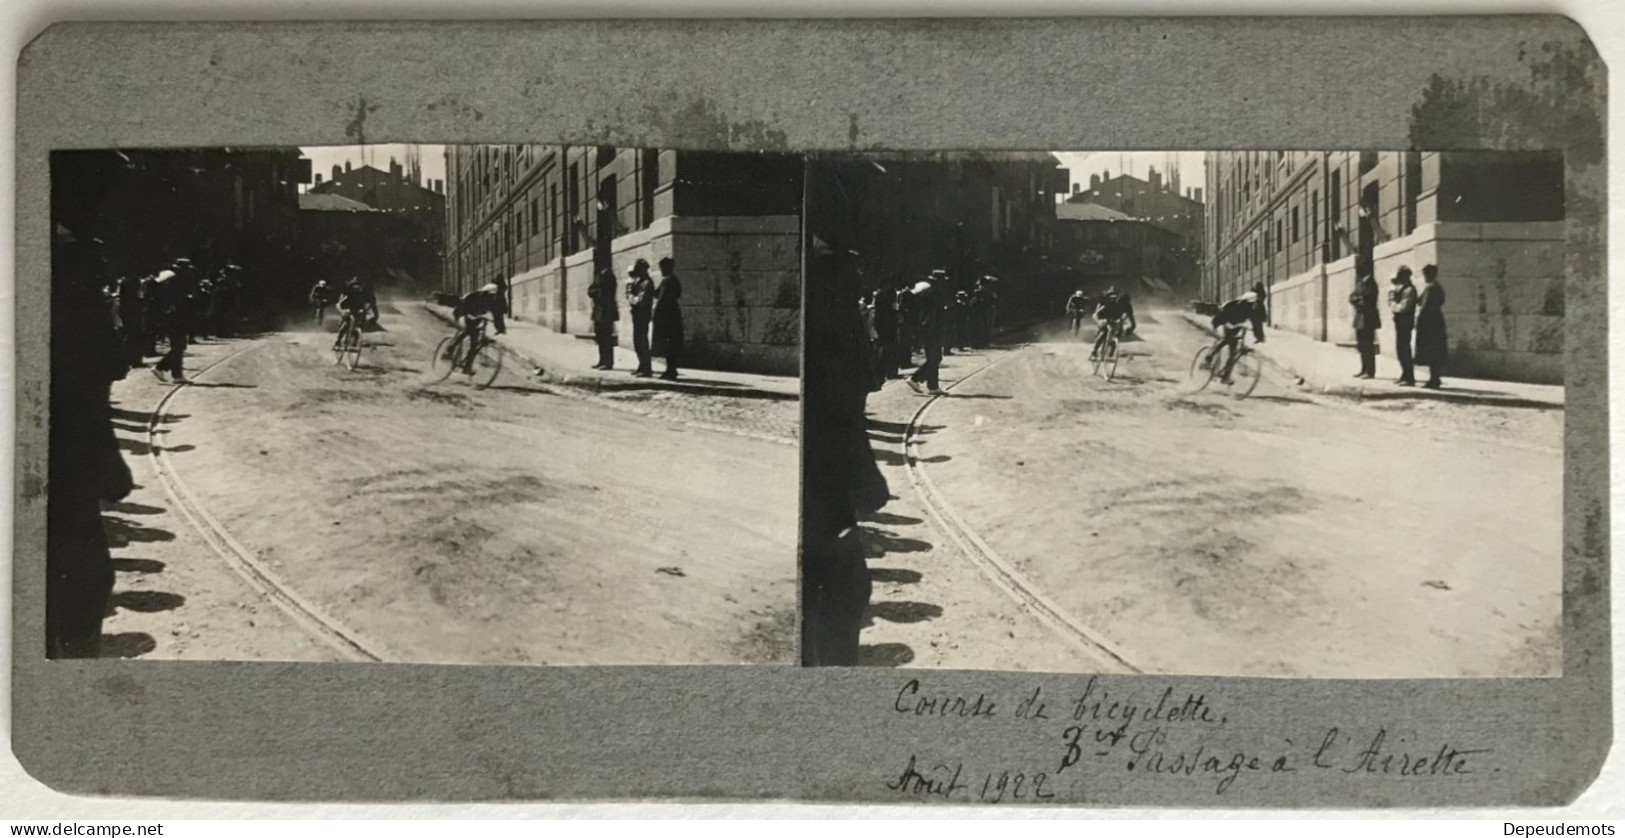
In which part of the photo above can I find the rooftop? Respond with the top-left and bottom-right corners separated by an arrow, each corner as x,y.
299,193 -> 379,212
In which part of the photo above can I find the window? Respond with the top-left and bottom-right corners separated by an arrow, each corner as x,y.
1291,207 -> 1300,244
530,197 -> 540,236
1311,190 -> 1320,246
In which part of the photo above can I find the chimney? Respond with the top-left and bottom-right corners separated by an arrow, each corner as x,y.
1194,188 -> 1204,204
1150,167 -> 1162,193
332,164 -> 342,181
1089,174 -> 1101,190
314,173 -> 323,185
345,160 -> 352,172
1072,183 -> 1081,194
390,158 -> 402,178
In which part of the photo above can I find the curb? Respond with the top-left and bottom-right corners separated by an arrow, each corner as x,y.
418,303 -> 798,401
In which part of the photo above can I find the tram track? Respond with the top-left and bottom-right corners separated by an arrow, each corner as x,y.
144,340 -> 387,663
899,343 -> 1144,675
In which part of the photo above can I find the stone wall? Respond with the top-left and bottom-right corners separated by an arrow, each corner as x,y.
1265,220 -> 1564,383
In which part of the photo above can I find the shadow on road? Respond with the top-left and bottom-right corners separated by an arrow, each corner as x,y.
111,590 -> 187,613
864,511 -> 924,527
869,601 -> 944,624
112,558 -> 166,574
869,567 -> 924,584
100,632 -> 158,659
858,642 -> 916,667
103,516 -> 177,547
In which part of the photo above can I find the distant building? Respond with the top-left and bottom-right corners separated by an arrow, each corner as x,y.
1064,166 -> 1204,299
1052,201 -> 1191,297
1203,151 -> 1564,383
297,193 -> 440,296
310,158 -> 445,286
443,146 -> 804,374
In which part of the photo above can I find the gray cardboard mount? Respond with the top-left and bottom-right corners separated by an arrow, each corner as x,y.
11,17 -> 1610,806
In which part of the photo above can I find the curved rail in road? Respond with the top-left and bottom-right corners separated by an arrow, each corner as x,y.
144,341 -> 387,662
900,343 -> 1144,674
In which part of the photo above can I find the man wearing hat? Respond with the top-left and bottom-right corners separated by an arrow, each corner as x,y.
1388,266 -> 1419,386
625,258 -> 656,377
905,276 -> 946,396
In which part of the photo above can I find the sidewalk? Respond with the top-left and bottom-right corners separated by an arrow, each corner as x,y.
1177,312 -> 1564,409
421,303 -> 799,401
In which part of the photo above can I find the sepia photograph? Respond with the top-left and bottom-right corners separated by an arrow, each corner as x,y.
48,143 -> 803,666
802,149 -> 1564,678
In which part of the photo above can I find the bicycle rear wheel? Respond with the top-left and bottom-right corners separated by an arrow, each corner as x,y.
470,339 -> 503,390
429,335 -> 463,383
1228,351 -> 1263,399
1189,345 -> 1219,392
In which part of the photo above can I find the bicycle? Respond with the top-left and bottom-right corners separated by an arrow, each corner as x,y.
1189,328 -> 1262,398
1089,318 -> 1127,381
429,315 -> 503,390
332,310 -> 365,370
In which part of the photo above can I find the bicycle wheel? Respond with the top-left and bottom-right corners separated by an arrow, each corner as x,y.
1228,351 -> 1263,399
1090,334 -> 1106,376
428,335 -> 463,383
1189,345 -> 1219,392
332,322 -> 352,366
470,339 -> 503,390
1102,337 -> 1120,381
339,326 -> 363,371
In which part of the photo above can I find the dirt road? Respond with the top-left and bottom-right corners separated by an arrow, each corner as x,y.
860,307 -> 1562,678
101,302 -> 799,666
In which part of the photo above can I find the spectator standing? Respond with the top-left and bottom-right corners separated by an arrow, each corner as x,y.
1349,272 -> 1381,379
905,277 -> 945,396
1415,264 -> 1449,389
1388,267 -> 1419,386
872,281 -> 899,380
625,258 -> 656,377
588,267 -> 619,371
48,234 -> 132,658
151,264 -> 190,384
651,257 -> 684,380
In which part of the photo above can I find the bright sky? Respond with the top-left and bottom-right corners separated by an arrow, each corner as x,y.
1052,151 -> 1207,197
299,144 -> 447,188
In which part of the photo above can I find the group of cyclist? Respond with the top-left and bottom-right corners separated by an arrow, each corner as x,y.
310,275 -> 508,375
1065,280 -> 1268,384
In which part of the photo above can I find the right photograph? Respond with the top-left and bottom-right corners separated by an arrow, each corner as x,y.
801,150 -> 1564,678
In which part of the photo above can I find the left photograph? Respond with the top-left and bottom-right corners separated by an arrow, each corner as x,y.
47,145 -> 803,665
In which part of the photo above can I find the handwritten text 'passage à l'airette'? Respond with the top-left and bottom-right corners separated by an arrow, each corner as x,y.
888,678 -> 1492,798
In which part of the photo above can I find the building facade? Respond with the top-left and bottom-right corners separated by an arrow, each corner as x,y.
297,193 -> 442,297
51,148 -> 308,303
443,146 -> 803,374
803,152 -> 1069,322
1203,151 -> 1565,383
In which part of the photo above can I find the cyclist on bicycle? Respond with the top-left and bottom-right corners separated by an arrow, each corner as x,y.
309,279 -> 336,326
1065,289 -> 1090,337
1090,286 -> 1136,360
1209,283 -> 1268,383
450,282 -> 508,375
337,276 -> 378,324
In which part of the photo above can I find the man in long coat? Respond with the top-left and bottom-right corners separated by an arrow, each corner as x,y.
588,267 -> 619,370
1349,273 -> 1382,379
1388,267 -> 1419,386
1415,264 -> 1449,389
651,257 -> 684,380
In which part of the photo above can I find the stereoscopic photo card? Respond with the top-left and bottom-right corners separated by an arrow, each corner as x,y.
10,17 -> 1610,807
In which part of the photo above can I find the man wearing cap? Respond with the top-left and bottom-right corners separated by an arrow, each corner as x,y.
905,276 -> 946,396
150,262 -> 190,384
625,258 -> 656,377
450,281 -> 509,376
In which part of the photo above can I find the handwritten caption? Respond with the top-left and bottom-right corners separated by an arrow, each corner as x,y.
884,677 -> 1491,801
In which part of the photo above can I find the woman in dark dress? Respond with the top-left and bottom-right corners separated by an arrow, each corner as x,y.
1414,264 -> 1449,389
651,257 -> 684,380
